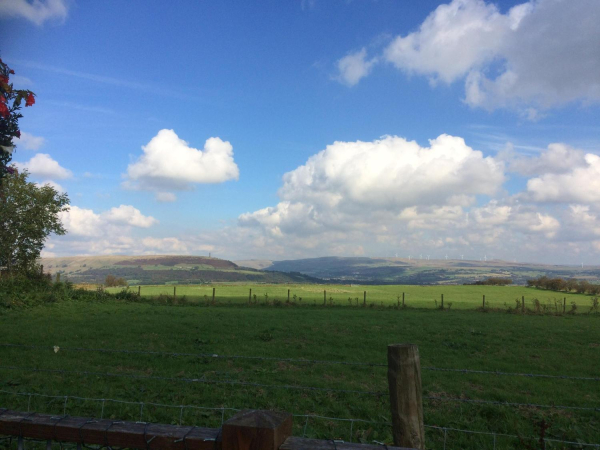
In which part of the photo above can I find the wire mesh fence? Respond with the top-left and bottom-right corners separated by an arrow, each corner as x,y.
1,342 -> 598,449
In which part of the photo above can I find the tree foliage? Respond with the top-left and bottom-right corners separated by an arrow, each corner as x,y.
105,274 -> 127,287
1,57 -> 36,180
0,170 -> 69,274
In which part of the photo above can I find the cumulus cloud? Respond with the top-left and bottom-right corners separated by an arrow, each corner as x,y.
103,205 -> 158,228
526,153 -> 600,204
60,205 -> 158,237
277,134 -> 504,211
0,0 -> 69,25
335,48 -> 378,86
16,153 -> 72,179
16,132 -> 45,150
124,129 -> 239,199
500,143 -> 588,176
345,0 -> 600,114
35,180 -> 65,193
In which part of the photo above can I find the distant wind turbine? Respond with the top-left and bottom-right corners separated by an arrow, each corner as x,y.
460,254 -> 464,260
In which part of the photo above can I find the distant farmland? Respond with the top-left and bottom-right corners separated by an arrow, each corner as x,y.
106,283 -> 597,312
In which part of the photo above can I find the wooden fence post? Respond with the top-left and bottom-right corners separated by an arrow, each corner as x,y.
213,287 -> 216,303
138,286 -> 141,297
563,297 -> 566,313
324,290 -> 326,305
173,286 -> 176,297
402,292 -> 405,307
288,289 -> 290,302
364,291 -> 367,306
249,288 -> 252,304
482,295 -> 485,309
387,344 -> 425,449
222,410 -> 292,450
522,296 -> 525,313
441,294 -> 444,309
40,265 -> 44,275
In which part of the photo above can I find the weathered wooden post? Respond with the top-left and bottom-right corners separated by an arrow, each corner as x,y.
364,291 -> 367,306
324,290 -> 326,305
522,295 -> 525,313
213,287 -> 216,303
173,286 -> 176,297
138,285 -> 141,297
441,294 -> 444,309
563,297 -> 566,313
287,289 -> 290,302
40,265 -> 44,275
222,410 -> 292,450
249,288 -> 252,304
387,344 -> 425,449
402,292 -> 405,307
482,295 -> 485,309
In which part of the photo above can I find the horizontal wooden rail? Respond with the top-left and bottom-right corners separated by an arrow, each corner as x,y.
0,408 -> 413,450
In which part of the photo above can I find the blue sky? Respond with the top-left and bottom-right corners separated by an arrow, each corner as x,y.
2,0 -> 600,264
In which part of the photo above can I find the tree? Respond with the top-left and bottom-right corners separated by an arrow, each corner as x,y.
0,169 -> 69,274
105,274 -> 127,287
1,57 -> 36,180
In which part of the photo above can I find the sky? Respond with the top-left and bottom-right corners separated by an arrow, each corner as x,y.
1,0 -> 600,264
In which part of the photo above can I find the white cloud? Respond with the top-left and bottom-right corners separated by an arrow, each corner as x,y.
16,132 -> 45,151
16,153 -> 72,179
348,0 -> 600,114
35,180 -> 65,193
103,205 -> 158,228
527,153 -> 600,204
59,205 -> 157,237
335,48 -> 378,86
277,134 -> 503,211
141,237 -> 188,253
500,143 -> 588,176
0,0 -> 69,25
124,129 -> 239,196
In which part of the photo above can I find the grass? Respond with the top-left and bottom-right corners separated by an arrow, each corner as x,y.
0,300 -> 598,449
106,283 -> 596,312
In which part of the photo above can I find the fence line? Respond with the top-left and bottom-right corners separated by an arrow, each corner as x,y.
0,389 -> 598,448
424,425 -> 600,449
2,365 -> 596,412
2,342 -> 598,381
0,365 -> 383,396
424,396 -> 600,412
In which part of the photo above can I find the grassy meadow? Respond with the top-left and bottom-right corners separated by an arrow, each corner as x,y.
106,283 -> 597,312
0,299 -> 599,449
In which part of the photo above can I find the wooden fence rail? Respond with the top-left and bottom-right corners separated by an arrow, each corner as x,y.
0,408 -> 414,450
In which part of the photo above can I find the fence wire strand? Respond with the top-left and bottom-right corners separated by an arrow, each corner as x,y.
0,389 -> 598,448
1,342 -> 597,381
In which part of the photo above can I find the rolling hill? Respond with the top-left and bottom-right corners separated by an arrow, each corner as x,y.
40,255 -> 322,285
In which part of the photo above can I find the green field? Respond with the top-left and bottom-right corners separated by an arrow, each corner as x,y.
108,283 -> 597,312
0,299 -> 599,449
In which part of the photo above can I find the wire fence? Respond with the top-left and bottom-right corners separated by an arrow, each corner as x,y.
1,342 -> 599,448
0,390 -> 598,449
1,343 -> 598,381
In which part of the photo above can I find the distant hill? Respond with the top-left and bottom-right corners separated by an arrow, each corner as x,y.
41,255 -> 600,286
40,255 -> 321,285
266,256 -> 600,285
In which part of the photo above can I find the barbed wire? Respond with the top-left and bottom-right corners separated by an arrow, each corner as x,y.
424,395 -> 600,412
1,343 -> 598,381
0,389 -> 597,448
0,365 -> 384,396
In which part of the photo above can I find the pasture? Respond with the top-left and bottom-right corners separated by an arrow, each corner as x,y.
107,283 -> 596,312
0,299 -> 599,449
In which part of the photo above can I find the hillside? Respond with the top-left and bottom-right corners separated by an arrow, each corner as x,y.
266,256 -> 600,285
40,255 -> 321,285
